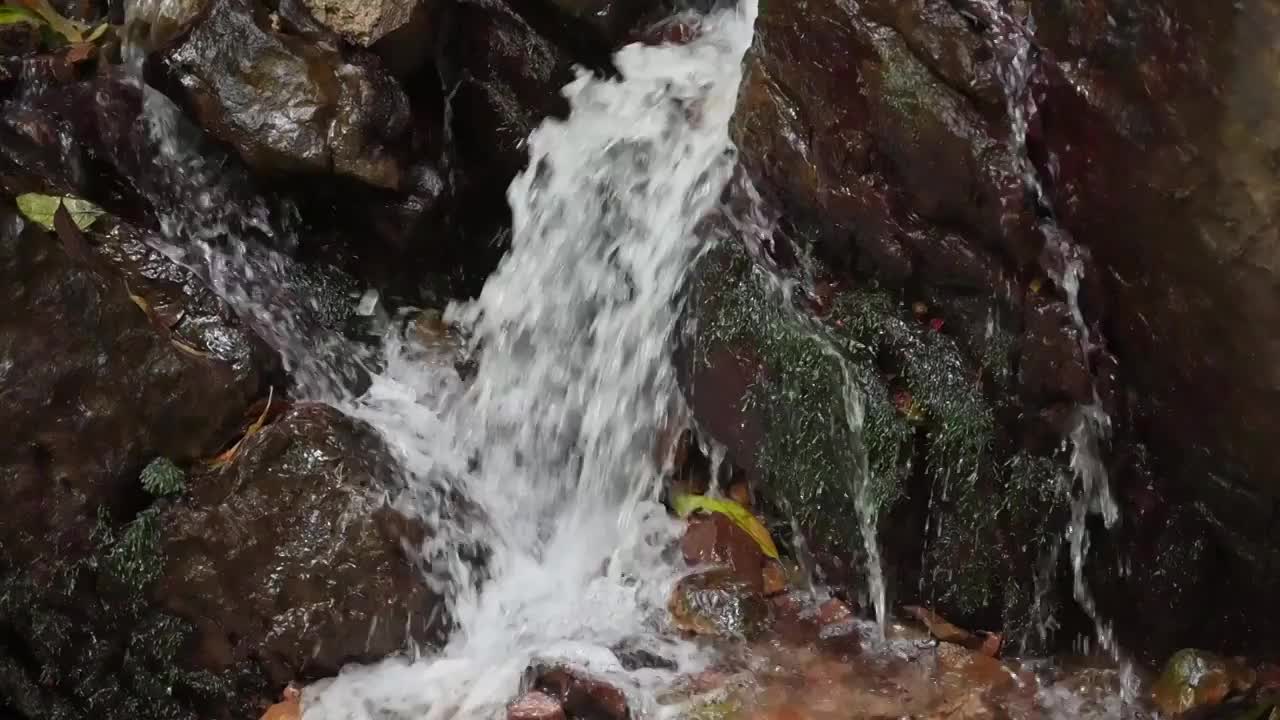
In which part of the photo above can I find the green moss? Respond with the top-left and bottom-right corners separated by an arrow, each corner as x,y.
140,458 -> 187,497
695,244 -> 995,572
0,502 -> 229,719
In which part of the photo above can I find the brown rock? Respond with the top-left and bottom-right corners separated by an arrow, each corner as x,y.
817,599 -> 854,628
669,568 -> 770,640
155,404 -> 445,687
533,666 -> 629,720
727,480 -> 752,508
156,0 -> 411,189
681,513 -> 767,590
508,690 -> 566,720
761,561 -> 787,597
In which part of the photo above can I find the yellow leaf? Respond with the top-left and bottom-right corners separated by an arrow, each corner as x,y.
16,193 -> 103,231
13,0 -> 86,42
673,494 -> 779,559
208,388 -> 274,468
0,6 -> 42,26
84,21 -> 108,42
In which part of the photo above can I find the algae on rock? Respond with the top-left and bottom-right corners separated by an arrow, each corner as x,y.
690,240 -> 1067,635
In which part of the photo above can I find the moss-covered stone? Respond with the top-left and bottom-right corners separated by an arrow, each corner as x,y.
0,505 -> 228,720
688,240 -> 1068,637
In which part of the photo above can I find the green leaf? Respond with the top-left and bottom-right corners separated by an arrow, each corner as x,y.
0,5 -> 43,26
16,193 -> 104,231
84,20 -> 107,42
11,0 -> 85,42
673,494 -> 780,559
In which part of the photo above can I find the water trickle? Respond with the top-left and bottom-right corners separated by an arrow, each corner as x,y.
967,0 -> 1133,696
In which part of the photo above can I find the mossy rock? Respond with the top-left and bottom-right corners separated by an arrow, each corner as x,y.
686,240 -> 1067,636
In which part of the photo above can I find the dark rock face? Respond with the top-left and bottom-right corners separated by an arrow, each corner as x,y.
156,403 -> 443,706
437,0 -> 574,291
0,201 -> 268,719
696,0 -> 1280,661
156,0 -> 412,189
0,203 -> 264,574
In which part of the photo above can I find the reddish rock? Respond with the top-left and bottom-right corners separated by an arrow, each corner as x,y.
761,561 -> 788,597
681,513 -> 767,590
533,666 -> 629,720
508,691 -> 566,720
817,599 -> 854,628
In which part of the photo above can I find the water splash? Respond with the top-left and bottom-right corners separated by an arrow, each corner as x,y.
304,4 -> 762,717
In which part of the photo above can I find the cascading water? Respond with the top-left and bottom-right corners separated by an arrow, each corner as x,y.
125,2 -> 761,717
963,0 -> 1132,696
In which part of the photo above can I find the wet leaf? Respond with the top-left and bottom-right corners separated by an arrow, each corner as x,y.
65,40 -> 95,63
208,387 -> 274,468
16,193 -> 104,231
12,0 -> 86,42
170,337 -> 212,359
84,20 -> 107,42
673,494 -> 779,559
1029,278 -> 1044,295
0,5 -> 42,26
904,605 -> 987,651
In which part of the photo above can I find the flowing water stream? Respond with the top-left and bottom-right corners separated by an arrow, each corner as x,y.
117,0 -> 1145,716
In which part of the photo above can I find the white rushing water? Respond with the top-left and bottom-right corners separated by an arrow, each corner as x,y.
308,6 -> 760,717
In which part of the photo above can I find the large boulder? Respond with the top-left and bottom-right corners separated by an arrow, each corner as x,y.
0,199 -> 268,719
155,403 -> 443,714
700,0 -> 1280,662
154,0 -> 412,189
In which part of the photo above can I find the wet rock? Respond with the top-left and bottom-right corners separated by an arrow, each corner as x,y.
156,0 -> 411,189
439,0 -> 573,288
681,512 -> 767,590
0,201 -> 263,574
668,568 -> 769,639
126,0 -> 208,48
761,561 -> 787,597
0,201 -> 267,719
532,666 -> 629,720
1151,649 -> 1255,717
509,690 -> 567,720
300,0 -> 421,46
155,403 -> 443,693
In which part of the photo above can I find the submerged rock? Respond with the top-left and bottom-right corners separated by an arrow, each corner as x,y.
668,568 -> 769,640
1151,649 -> 1256,717
156,0 -> 411,189
156,403 -> 443,698
530,666 -> 629,720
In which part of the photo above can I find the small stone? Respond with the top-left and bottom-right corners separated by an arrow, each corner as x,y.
534,667 -> 628,720
508,691 -> 565,720
669,568 -> 770,639
1152,649 -> 1236,717
680,513 -> 766,590
727,480 -> 752,508
761,561 -> 787,597
817,598 -> 853,627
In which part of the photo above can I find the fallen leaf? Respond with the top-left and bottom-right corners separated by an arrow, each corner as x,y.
170,337 -> 212,359
65,41 -> 95,63
0,5 -> 42,26
13,0 -> 87,42
912,301 -> 929,316
84,21 -> 108,42
673,494 -> 779,559
125,281 -> 151,316
1029,278 -> 1044,295
904,605 -> 984,649
893,390 -> 926,424
17,193 -> 104,231
929,317 -> 945,333
260,697 -> 301,720
208,387 -> 274,468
